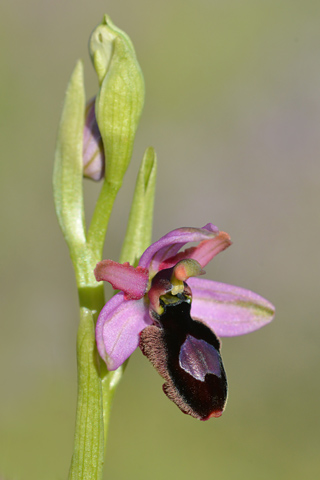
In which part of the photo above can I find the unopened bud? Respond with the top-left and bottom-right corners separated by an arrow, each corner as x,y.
83,98 -> 105,181
89,15 -> 145,188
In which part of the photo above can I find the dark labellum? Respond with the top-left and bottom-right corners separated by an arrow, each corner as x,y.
140,295 -> 228,420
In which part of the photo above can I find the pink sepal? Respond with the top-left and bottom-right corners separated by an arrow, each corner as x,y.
96,293 -> 152,371
189,277 -> 275,337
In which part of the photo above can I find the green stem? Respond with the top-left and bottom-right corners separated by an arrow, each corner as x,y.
69,277 -> 124,480
87,180 -> 121,260
67,174 -> 123,480
100,363 -> 126,449
68,293 -> 105,480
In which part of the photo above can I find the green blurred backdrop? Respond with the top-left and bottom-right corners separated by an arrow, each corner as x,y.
1,1 -> 320,479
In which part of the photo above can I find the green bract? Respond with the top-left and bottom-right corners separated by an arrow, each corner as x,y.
120,147 -> 157,265
53,60 -> 86,250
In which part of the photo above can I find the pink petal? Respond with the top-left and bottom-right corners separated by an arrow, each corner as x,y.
83,98 -> 105,181
160,231 -> 231,270
94,260 -> 149,299
188,277 -> 275,337
96,293 -> 152,370
139,224 -> 225,275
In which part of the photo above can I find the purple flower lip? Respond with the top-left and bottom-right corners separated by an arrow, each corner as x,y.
94,224 -> 275,419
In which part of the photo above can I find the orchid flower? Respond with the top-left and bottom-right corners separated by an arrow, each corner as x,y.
94,223 -> 275,420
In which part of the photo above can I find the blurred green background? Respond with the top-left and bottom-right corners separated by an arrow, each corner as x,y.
1,0 -> 320,479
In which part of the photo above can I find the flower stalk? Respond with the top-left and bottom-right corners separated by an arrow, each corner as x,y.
69,306 -> 104,480
53,15 -> 151,480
